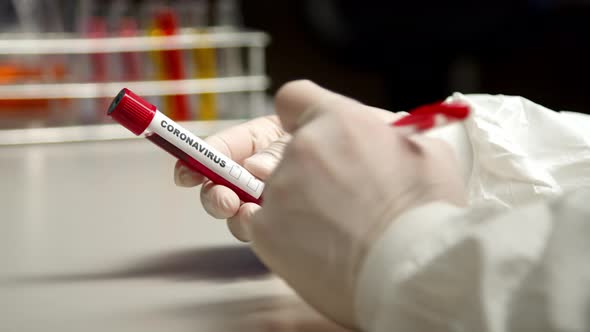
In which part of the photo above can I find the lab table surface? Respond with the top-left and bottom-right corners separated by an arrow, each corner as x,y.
0,130 -> 348,332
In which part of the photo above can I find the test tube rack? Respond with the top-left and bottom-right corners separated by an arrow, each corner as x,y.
0,28 -> 270,125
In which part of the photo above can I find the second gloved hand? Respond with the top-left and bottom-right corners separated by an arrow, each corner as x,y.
244,81 -> 467,328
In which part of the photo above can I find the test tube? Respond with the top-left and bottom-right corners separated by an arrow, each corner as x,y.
154,9 -> 191,121
108,88 -> 264,204
118,16 -> 141,81
192,0 -> 218,120
86,16 -> 109,123
107,0 -> 141,82
214,0 -> 245,119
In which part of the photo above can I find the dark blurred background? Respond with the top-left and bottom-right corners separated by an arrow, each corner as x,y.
243,0 -> 590,113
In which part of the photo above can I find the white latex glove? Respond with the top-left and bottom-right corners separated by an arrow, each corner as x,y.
243,81 -> 466,328
174,80 -> 405,241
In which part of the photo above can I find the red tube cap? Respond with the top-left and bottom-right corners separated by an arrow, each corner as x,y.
107,88 -> 157,135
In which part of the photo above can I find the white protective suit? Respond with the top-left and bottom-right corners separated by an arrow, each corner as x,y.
356,93 -> 590,332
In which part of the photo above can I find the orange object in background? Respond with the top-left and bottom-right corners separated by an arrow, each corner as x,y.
0,62 -> 66,84
0,62 -> 67,109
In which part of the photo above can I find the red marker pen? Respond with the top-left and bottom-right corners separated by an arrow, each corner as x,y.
392,101 -> 470,135
108,88 -> 264,204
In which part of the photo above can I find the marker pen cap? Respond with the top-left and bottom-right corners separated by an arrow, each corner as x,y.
108,88 -> 157,135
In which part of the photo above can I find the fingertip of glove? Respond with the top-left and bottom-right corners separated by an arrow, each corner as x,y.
201,184 -> 240,219
227,203 -> 260,242
174,164 -> 203,187
243,153 -> 276,178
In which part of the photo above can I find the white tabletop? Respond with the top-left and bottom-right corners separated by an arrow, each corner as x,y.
0,135 -> 348,331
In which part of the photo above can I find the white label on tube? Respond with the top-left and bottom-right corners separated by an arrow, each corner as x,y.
147,111 -> 264,199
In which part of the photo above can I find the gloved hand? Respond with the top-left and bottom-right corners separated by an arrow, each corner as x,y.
174,80 -> 404,240
173,113 -> 290,240
175,80 -> 466,328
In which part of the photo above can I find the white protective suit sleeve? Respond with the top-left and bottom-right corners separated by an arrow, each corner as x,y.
356,189 -> 590,332
356,94 -> 590,331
